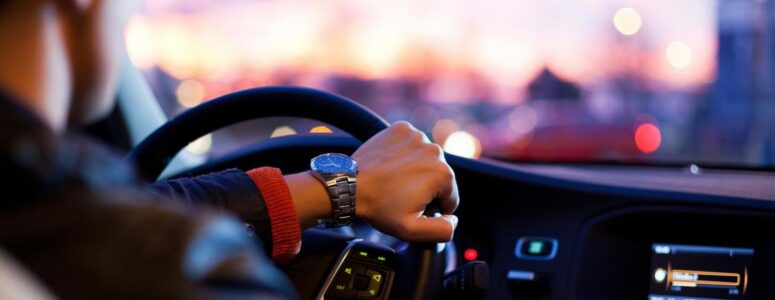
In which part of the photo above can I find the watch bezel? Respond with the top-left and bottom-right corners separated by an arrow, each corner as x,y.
310,153 -> 358,179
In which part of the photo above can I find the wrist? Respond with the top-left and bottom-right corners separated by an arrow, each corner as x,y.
285,171 -> 330,228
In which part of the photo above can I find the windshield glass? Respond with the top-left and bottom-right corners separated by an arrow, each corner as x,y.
127,0 -> 775,168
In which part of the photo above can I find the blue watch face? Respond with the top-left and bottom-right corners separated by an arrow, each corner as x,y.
312,153 -> 356,175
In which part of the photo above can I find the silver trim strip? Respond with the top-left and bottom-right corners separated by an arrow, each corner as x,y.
507,270 -> 536,281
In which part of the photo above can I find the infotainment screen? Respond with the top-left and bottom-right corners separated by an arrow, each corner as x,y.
649,243 -> 753,300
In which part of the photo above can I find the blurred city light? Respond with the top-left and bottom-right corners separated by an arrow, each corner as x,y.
431,119 -> 460,145
443,131 -> 481,159
310,126 -> 334,134
635,123 -> 661,154
271,126 -> 297,138
613,8 -> 642,36
666,41 -> 693,69
175,79 -> 206,108
185,134 -> 213,155
508,105 -> 538,135
125,16 -> 154,69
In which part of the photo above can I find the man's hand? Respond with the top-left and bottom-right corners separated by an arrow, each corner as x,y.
352,121 -> 459,243
285,121 -> 459,243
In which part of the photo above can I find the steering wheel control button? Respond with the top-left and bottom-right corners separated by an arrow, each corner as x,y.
337,263 -> 365,281
370,272 -> 382,284
333,242 -> 396,299
353,268 -> 387,298
328,283 -> 356,299
353,274 -> 371,290
350,246 -> 392,266
367,269 -> 385,290
328,263 -> 366,299
515,237 -> 558,260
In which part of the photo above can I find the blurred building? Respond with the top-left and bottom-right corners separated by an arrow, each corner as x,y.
526,68 -> 582,102
711,0 -> 765,164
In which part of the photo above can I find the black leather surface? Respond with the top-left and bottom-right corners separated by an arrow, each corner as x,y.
127,86 -> 389,181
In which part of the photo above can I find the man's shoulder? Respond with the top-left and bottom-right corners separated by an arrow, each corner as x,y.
0,93 -> 138,207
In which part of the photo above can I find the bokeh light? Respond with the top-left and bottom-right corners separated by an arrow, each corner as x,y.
508,105 -> 538,135
443,131 -> 481,159
432,119 -> 460,145
613,8 -> 642,36
176,79 -> 206,108
271,126 -> 297,138
666,41 -> 693,69
310,126 -> 334,134
635,123 -> 661,154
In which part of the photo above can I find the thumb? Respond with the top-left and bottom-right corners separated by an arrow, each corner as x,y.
402,214 -> 458,243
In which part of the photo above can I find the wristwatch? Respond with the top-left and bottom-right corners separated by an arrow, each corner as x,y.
310,153 -> 358,227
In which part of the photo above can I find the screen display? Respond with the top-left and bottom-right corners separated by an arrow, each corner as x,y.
649,244 -> 753,300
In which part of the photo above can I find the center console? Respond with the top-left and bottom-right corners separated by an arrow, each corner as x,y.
648,243 -> 753,299
572,205 -> 775,299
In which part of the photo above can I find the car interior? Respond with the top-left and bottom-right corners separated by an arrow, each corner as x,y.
72,0 -> 775,299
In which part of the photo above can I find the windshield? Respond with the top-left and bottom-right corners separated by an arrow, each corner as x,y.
127,0 -> 775,168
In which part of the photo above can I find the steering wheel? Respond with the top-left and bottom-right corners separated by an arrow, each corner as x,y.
127,86 -> 446,299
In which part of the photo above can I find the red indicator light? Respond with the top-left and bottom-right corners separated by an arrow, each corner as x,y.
464,248 -> 478,261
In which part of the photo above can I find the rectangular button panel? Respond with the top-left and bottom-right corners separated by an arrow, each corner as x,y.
326,243 -> 395,300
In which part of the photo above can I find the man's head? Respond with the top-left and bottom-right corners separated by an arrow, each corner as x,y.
0,0 -> 137,130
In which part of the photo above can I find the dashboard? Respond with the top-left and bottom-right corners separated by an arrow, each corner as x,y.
449,158 -> 775,300
181,135 -> 775,300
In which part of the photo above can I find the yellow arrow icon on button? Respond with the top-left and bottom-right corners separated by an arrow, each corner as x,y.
372,274 -> 382,282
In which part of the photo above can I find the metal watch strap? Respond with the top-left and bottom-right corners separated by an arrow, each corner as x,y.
325,177 -> 356,227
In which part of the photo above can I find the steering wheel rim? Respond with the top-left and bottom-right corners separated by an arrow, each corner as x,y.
127,86 -> 389,181
126,86 -> 446,299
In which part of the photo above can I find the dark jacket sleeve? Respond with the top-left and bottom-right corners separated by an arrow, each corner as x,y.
0,188 -> 298,300
145,169 -> 273,251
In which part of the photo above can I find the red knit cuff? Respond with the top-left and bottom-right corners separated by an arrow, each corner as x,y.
246,167 -> 301,265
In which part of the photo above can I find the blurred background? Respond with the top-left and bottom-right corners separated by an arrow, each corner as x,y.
126,0 -> 775,168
